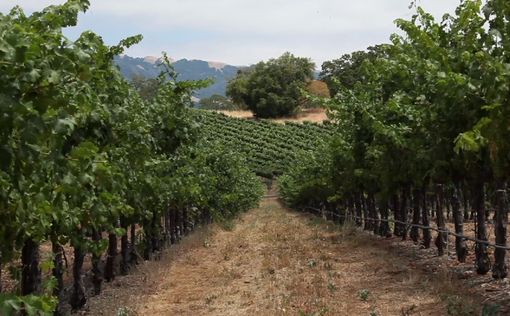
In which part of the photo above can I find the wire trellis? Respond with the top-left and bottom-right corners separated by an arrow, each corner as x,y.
302,206 -> 510,251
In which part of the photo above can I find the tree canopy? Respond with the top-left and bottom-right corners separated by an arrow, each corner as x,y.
319,45 -> 386,96
226,52 -> 315,118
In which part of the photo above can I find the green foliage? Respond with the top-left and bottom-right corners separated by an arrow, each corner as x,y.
226,52 -> 315,118
169,139 -> 264,221
441,295 -> 477,316
130,74 -> 161,101
116,307 -> 135,316
0,1 -> 263,313
280,0 -> 510,220
358,289 -> 370,301
299,307 -> 329,316
482,304 -> 501,316
279,148 -> 335,209
193,110 -> 334,177
0,294 -> 57,316
320,45 -> 386,96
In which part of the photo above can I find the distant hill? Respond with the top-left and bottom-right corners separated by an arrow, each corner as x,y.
114,55 -> 240,99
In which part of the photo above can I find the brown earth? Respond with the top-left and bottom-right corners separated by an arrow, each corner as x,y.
81,197 -> 486,316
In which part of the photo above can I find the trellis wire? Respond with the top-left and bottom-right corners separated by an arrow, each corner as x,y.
302,206 -> 510,251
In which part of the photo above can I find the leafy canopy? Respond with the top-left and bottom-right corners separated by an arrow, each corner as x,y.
226,52 -> 315,118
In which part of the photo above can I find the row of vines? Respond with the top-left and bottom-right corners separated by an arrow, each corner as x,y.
280,0 -> 510,281
193,110 -> 334,177
0,1 -> 263,315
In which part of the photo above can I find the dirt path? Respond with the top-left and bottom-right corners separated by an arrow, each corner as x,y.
84,197 -> 481,316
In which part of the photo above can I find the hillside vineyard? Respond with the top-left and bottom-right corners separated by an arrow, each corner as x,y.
0,2 -> 263,314
2,0 -> 510,315
193,110 -> 334,178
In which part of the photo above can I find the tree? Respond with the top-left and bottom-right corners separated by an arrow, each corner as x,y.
303,80 -> 330,108
320,45 -> 386,96
131,74 -> 161,101
226,52 -> 315,118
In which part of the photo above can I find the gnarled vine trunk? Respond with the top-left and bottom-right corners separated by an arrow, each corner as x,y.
369,193 -> 379,235
91,230 -> 103,295
362,193 -> 370,231
345,196 -> 353,223
461,182 -> 470,220
51,236 -> 64,297
354,192 -> 362,226
120,217 -> 130,275
379,200 -> 391,237
21,239 -> 41,295
70,245 -> 86,310
410,188 -> 421,243
171,208 -> 178,243
472,176 -> 491,274
130,224 -> 138,265
434,184 -> 447,256
105,232 -> 117,282
421,187 -> 431,249
492,181 -> 508,279
392,194 -> 402,237
400,185 -> 410,240
451,183 -> 467,262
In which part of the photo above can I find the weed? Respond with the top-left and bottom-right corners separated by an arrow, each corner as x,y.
359,289 -> 370,301
299,307 -> 329,316
221,267 -> 242,280
441,295 -> 476,316
205,294 -> 218,305
308,217 -> 326,227
327,281 -> 337,292
401,304 -> 417,316
482,304 -> 501,316
339,220 -> 358,237
218,219 -> 235,231
307,259 -> 317,268
116,307 -> 136,316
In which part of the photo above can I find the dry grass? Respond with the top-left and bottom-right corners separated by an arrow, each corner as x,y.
216,107 -> 329,124
80,197 -> 487,316
215,110 -> 254,119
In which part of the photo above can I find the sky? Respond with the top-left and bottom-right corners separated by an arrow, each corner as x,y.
1,0 -> 461,67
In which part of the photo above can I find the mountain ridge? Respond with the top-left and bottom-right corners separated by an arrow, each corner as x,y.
114,55 -> 241,99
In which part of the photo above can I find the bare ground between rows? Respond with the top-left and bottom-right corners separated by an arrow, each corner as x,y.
79,197 -> 492,316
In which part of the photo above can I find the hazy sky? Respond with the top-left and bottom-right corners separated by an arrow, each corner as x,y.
1,1 -> 461,66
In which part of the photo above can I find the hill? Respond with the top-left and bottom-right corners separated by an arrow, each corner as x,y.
114,55 -> 240,99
